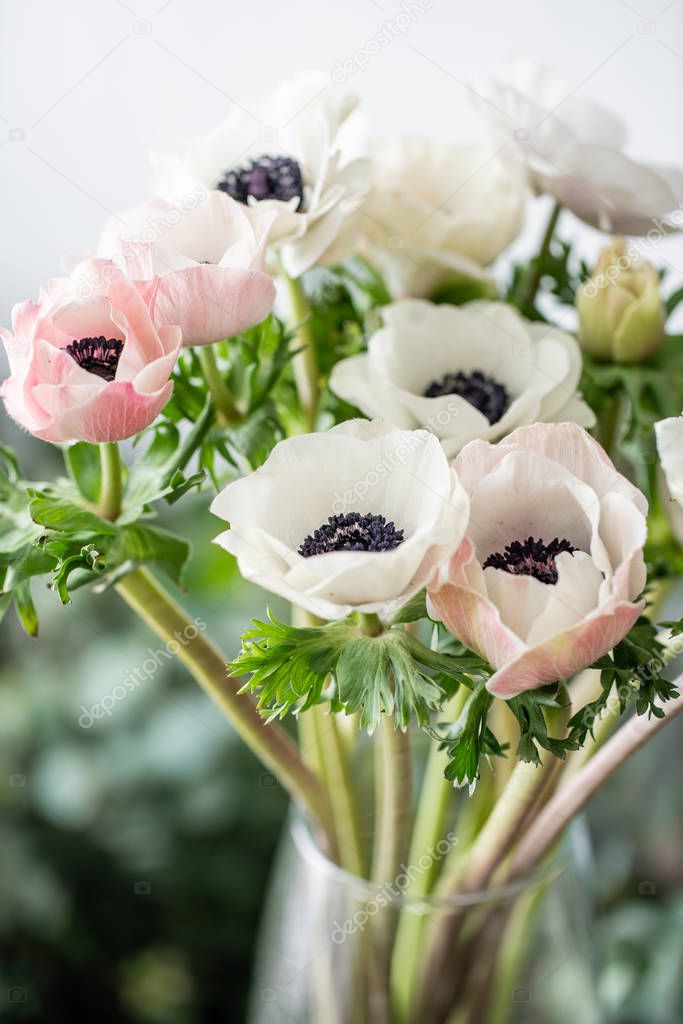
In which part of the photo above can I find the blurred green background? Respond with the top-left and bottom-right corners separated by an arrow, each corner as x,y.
1,418 -> 683,1023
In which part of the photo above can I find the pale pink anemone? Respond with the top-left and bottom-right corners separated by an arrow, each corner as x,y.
0,264 -> 181,443
65,191 -> 277,347
428,422 -> 648,698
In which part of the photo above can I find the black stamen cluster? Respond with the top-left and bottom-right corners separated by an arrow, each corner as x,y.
217,155 -> 305,210
65,337 -> 123,382
423,369 -> 509,425
299,513 -> 405,557
483,536 -> 576,586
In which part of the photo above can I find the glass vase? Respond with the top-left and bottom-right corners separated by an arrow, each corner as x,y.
248,812 -> 602,1024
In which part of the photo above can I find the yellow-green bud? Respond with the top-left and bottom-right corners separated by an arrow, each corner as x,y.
576,238 -> 665,363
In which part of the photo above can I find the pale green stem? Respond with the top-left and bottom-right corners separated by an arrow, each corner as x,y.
320,709 -> 366,877
521,200 -> 562,314
389,690 -> 467,1024
459,691 -> 568,892
360,611 -> 384,637
279,270 -> 319,431
296,708 -> 339,863
416,695 -> 568,1023
485,884 -> 548,1024
462,758 -> 553,894
359,610 -> 411,883
489,699 -> 519,793
371,717 -> 412,885
293,607 -> 364,873
197,345 -> 240,424
115,568 -> 333,844
433,770 -> 496,897
98,442 -> 123,521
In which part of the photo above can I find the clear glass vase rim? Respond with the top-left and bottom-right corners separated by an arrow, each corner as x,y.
290,810 -> 567,910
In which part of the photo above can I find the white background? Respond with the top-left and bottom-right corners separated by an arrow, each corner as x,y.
2,0 -> 683,323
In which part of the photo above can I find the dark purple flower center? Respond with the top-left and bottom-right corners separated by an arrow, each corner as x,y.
299,513 -> 404,557
423,370 -> 509,425
66,337 -> 123,382
483,536 -> 576,586
217,155 -> 305,210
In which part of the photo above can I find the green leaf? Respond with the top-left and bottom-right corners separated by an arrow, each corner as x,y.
665,285 -> 683,317
104,524 -> 191,586
218,403 -> 286,474
334,257 -> 392,311
230,613 -> 357,720
390,591 -> 429,624
0,447 -> 43,555
28,492 -> 116,536
123,399 -> 211,517
52,544 -> 106,604
63,442 -> 102,503
430,276 -> 497,306
230,615 -> 480,730
508,689 -> 568,763
13,580 -> 39,637
335,632 -> 448,732
336,636 -> 394,732
442,684 -> 497,789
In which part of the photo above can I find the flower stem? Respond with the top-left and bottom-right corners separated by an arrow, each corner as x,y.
371,717 -> 412,885
98,442 -> 123,521
280,271 -> 319,431
115,567 -> 334,843
320,709 -> 367,877
197,345 -> 241,425
520,200 -> 562,315
360,611 -> 384,637
510,685 -> 683,878
485,883 -> 548,1024
417,695 -> 568,1023
292,606 -> 365,871
389,691 -> 466,1024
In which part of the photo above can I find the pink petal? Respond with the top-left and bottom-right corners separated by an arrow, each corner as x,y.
486,599 -> 645,698
44,380 -> 174,443
145,264 -> 276,346
427,540 -> 526,667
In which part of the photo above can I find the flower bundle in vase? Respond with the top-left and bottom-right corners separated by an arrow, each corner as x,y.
2,61 -> 683,1024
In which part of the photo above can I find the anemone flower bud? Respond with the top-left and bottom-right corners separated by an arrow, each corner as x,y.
576,239 -> 665,363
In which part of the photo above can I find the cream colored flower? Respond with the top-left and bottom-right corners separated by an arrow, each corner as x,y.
330,299 -> 594,456
211,419 -> 469,621
360,140 -> 526,298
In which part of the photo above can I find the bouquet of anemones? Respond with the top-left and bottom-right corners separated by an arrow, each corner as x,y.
3,61 -> 683,1024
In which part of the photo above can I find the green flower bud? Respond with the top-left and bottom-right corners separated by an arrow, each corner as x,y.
576,239 -> 665,363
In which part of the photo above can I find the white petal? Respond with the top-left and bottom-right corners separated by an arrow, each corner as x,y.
656,416 -> 683,506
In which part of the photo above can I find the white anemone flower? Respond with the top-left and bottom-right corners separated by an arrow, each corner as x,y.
150,72 -> 370,278
210,419 -> 469,621
329,300 -> 594,457
361,140 -> 527,298
471,57 -> 683,235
